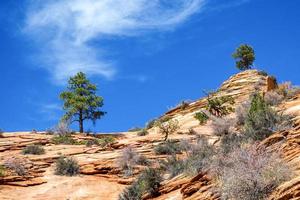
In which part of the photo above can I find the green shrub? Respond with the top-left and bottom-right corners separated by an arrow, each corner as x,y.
156,119 -> 179,141
194,111 -> 209,125
244,93 -> 292,141
85,139 -> 100,147
22,145 -> 45,155
98,136 -> 115,147
218,145 -> 292,200
137,129 -> 149,136
55,157 -> 80,176
119,168 -> 162,200
154,140 -> 181,155
52,135 -> 77,145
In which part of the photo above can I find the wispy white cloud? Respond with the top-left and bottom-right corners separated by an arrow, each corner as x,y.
24,0 -> 206,83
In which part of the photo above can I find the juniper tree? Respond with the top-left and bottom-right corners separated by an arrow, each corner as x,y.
232,44 -> 255,70
60,72 -> 106,133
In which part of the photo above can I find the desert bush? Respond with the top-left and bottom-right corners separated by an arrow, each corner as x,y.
137,129 -> 149,136
211,117 -> 235,137
194,111 -> 209,125
235,100 -> 251,126
160,155 -> 185,178
264,91 -> 284,106
52,135 -> 77,145
179,100 -> 190,110
206,94 -> 235,117
128,127 -> 143,132
154,140 -> 182,155
22,145 -> 45,155
55,157 -> 80,176
244,93 -> 292,141
85,138 -> 100,147
119,168 -> 162,200
277,82 -> 300,99
98,136 -> 115,147
157,119 -> 179,141
4,158 -> 27,176
184,136 -> 215,176
218,145 -> 292,200
118,147 -> 150,176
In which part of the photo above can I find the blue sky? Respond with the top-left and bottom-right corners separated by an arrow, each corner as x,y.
0,0 -> 299,132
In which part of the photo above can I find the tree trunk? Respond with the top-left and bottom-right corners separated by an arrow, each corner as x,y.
79,110 -> 84,133
164,132 -> 168,141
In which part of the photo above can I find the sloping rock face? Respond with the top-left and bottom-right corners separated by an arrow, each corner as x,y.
0,70 -> 298,200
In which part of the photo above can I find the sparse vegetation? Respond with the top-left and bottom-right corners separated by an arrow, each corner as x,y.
194,111 -> 209,125
276,82 -> 300,99
217,145 -> 291,200
232,44 -> 255,70
137,129 -> 149,136
183,136 -> 215,176
211,117 -> 235,137
98,136 -> 115,147
118,147 -> 150,176
4,158 -> 27,176
156,119 -> 179,141
119,168 -> 162,200
154,140 -> 182,155
52,135 -> 77,145
60,72 -> 106,133
22,145 -> 45,155
55,157 -> 80,176
235,100 -> 251,126
54,121 -> 72,136
160,155 -> 185,178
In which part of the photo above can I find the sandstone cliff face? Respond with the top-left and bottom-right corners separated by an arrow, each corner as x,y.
0,70 -> 299,200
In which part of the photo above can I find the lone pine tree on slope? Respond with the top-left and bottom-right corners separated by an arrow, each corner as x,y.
232,44 -> 255,70
60,72 -> 106,133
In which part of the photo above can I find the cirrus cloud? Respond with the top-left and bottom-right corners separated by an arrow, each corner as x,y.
24,0 -> 206,83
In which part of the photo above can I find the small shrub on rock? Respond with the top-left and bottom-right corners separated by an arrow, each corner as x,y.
137,129 -> 149,136
52,135 -> 77,145
244,93 -> 293,141
54,121 -> 72,136
160,155 -> 185,178
211,117 -> 235,137
156,119 -> 179,141
98,136 -> 115,147
119,168 -> 162,200
184,136 -> 215,175
146,119 -> 157,130
55,157 -> 80,176
22,145 -> 45,155
194,111 -> 209,125
4,158 -> 27,176
264,91 -> 284,106
118,147 -> 149,176
154,140 -> 181,155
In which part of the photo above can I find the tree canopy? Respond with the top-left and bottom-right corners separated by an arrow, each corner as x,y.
60,72 -> 106,133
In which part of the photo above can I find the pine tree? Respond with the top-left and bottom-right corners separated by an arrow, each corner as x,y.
232,44 -> 255,70
60,72 -> 106,133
